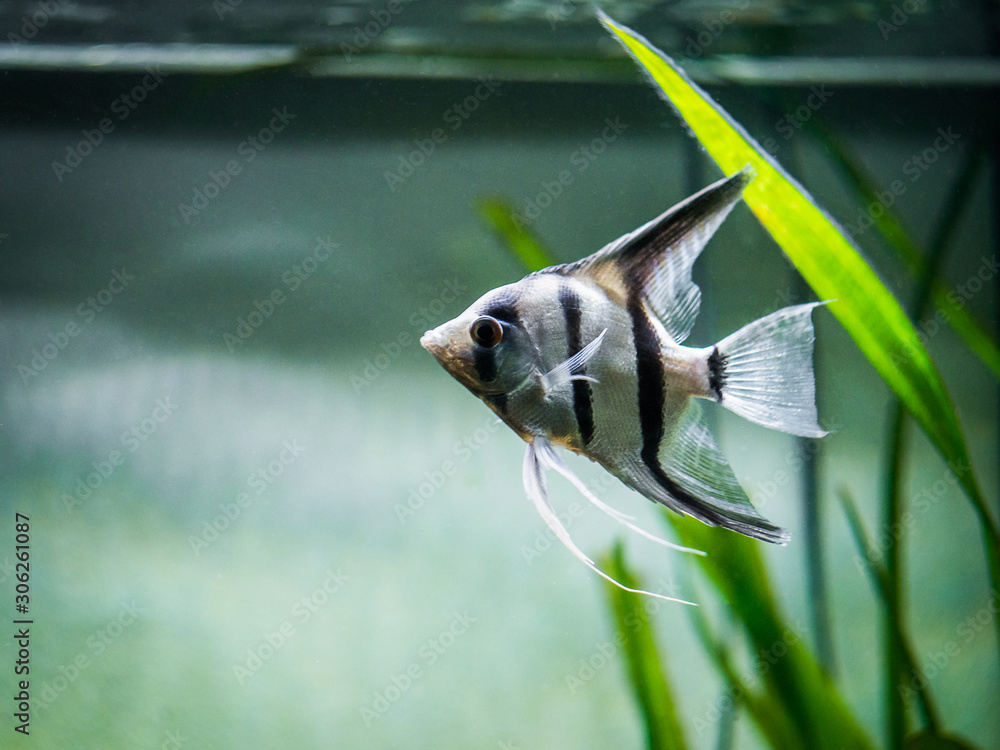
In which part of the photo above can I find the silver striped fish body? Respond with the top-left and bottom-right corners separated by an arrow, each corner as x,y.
486,272 -> 705,456
421,168 -> 827,598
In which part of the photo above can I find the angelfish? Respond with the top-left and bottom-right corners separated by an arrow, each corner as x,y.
420,169 -> 827,603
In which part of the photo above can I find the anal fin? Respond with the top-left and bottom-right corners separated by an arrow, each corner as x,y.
621,402 -> 789,544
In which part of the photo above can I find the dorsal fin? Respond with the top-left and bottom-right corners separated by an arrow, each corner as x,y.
554,167 -> 752,344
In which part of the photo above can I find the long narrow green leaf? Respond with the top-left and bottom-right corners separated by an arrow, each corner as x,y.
811,125 -> 1000,381
682,584 -> 806,749
882,147 -> 983,748
836,487 -> 941,734
669,514 -> 877,750
597,10 -> 998,579
602,542 -> 689,750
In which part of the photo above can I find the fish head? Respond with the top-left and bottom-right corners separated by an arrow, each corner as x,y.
420,285 -> 535,398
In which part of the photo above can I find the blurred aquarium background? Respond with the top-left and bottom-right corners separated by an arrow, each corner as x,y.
0,1 -> 998,748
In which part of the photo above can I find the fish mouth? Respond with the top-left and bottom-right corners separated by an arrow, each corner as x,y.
420,327 -> 482,389
419,329 -> 445,357
420,327 -> 462,368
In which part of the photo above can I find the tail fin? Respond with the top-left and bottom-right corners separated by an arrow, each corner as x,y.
711,302 -> 827,438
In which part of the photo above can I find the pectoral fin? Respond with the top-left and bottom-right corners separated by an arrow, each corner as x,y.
540,328 -> 607,396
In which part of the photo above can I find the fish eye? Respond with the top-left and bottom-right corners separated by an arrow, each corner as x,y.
470,316 -> 503,348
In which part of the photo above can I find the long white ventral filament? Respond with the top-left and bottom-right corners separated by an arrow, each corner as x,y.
533,438 -> 706,557
523,438 -> 698,606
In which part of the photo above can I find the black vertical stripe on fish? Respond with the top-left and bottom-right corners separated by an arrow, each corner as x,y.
558,283 -> 595,445
482,299 -> 522,326
707,346 -> 727,402
473,347 -> 498,383
628,284 -> 667,470
627,281 -> 717,518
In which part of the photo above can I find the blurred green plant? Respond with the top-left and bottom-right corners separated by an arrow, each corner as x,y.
667,517 -> 876,750
772,95 -> 992,750
874,144 -> 987,749
806,122 -> 1000,381
602,543 -> 689,750
476,198 -> 555,271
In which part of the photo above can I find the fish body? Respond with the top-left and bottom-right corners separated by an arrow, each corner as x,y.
421,169 -> 826,601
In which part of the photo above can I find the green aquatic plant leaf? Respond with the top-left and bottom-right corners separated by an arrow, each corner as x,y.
904,729 -> 985,750
476,197 -> 556,272
878,153 -> 982,748
601,542 -> 689,750
669,514 -> 877,750
682,584 -> 806,748
836,487 -> 942,735
597,11 -> 998,575
811,125 -> 1000,381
